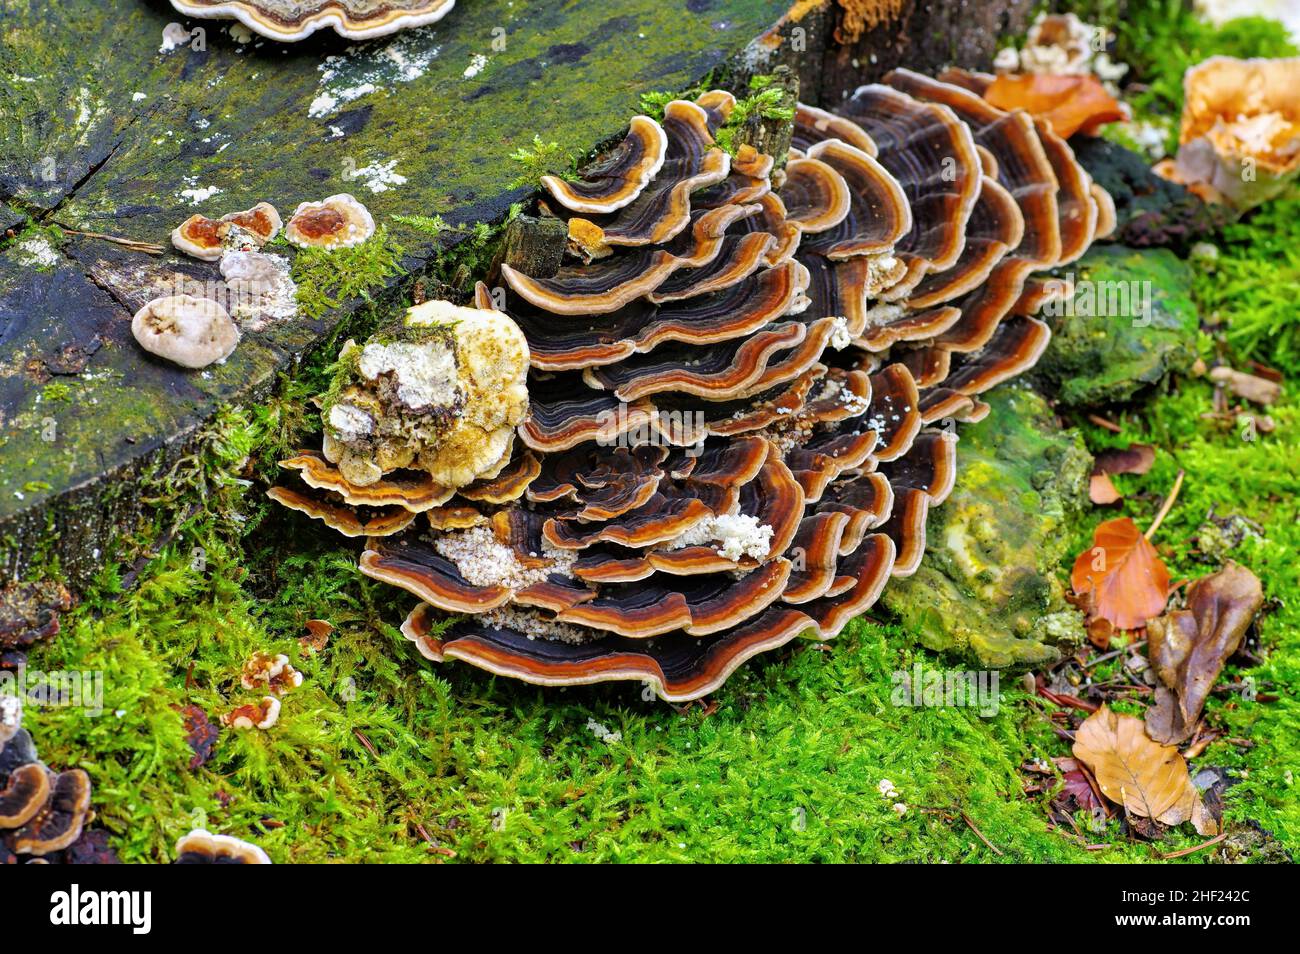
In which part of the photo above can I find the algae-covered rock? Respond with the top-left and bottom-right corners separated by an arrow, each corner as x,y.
1033,244 -> 1199,408
1070,137 -> 1230,252
882,385 -> 1091,669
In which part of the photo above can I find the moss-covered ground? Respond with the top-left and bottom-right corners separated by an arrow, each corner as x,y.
15,4 -> 1300,863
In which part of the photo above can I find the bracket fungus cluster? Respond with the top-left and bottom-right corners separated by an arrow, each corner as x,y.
1,699 -> 95,861
271,72 -> 1113,701
168,0 -> 455,42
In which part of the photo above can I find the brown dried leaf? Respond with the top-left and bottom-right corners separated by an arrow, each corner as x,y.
984,74 -> 1127,137
1146,562 -> 1264,745
1209,366 -> 1282,406
1071,517 -> 1171,630
1092,443 -> 1156,477
1073,705 -> 1201,829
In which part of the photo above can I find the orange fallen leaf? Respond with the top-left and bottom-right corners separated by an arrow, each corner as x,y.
984,74 -> 1127,138
1073,705 -> 1216,835
1087,617 -> 1115,650
1071,517 -> 1170,630
1089,473 -> 1122,505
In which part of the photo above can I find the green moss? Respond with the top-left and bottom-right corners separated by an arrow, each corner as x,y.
1194,188 -> 1300,365
507,137 -> 576,190
1035,245 -> 1199,407
291,227 -> 407,322
41,381 -> 73,403
883,386 -> 1092,668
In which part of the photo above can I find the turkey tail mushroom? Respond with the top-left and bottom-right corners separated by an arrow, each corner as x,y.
1,701 -> 96,860
269,74 -> 1111,700
167,0 -> 456,42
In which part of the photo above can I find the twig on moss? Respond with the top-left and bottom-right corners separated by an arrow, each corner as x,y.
1145,468 -> 1185,540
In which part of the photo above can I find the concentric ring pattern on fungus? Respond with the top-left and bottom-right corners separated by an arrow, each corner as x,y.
270,72 -> 1114,701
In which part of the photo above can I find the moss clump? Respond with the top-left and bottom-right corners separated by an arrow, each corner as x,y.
506,137 -> 576,190
1034,245 -> 1199,407
392,207 -> 522,295
882,385 -> 1091,668
290,227 -> 407,322
1194,189 -> 1300,365
640,72 -> 795,157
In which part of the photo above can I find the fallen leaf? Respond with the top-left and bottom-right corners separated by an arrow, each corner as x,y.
1071,517 -> 1171,630
301,618 -> 333,654
1145,562 -> 1264,745
175,704 -> 219,771
1073,705 -> 1211,833
1089,473 -> 1123,505
983,74 -> 1127,138
1053,757 -> 1104,813
1087,617 -> 1115,650
1209,366 -> 1282,405
1093,443 -> 1156,477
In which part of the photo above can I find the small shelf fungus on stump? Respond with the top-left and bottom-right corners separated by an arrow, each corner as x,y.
167,0 -> 456,43
172,202 -> 282,262
286,194 -> 376,250
174,829 -> 272,864
132,294 -> 241,370
270,73 -> 1113,701
1,699 -> 95,861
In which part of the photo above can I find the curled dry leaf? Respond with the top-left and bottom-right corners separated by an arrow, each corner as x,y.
1146,562 -> 1264,745
1073,705 -> 1217,836
1208,366 -> 1282,406
983,74 -> 1126,138
1071,517 -> 1171,630
1087,616 -> 1114,650
301,619 -> 333,654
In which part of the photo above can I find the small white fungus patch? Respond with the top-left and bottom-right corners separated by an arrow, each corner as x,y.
328,403 -> 374,441
670,510 -> 773,562
358,340 -> 458,411
434,526 -> 577,590
586,718 -> 622,745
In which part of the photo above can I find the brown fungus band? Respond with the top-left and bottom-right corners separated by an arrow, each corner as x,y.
1,701 -> 95,860
270,76 -> 1111,701
168,0 -> 456,42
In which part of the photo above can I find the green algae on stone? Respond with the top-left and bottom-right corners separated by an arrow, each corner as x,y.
882,386 -> 1091,669
1033,245 -> 1199,408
